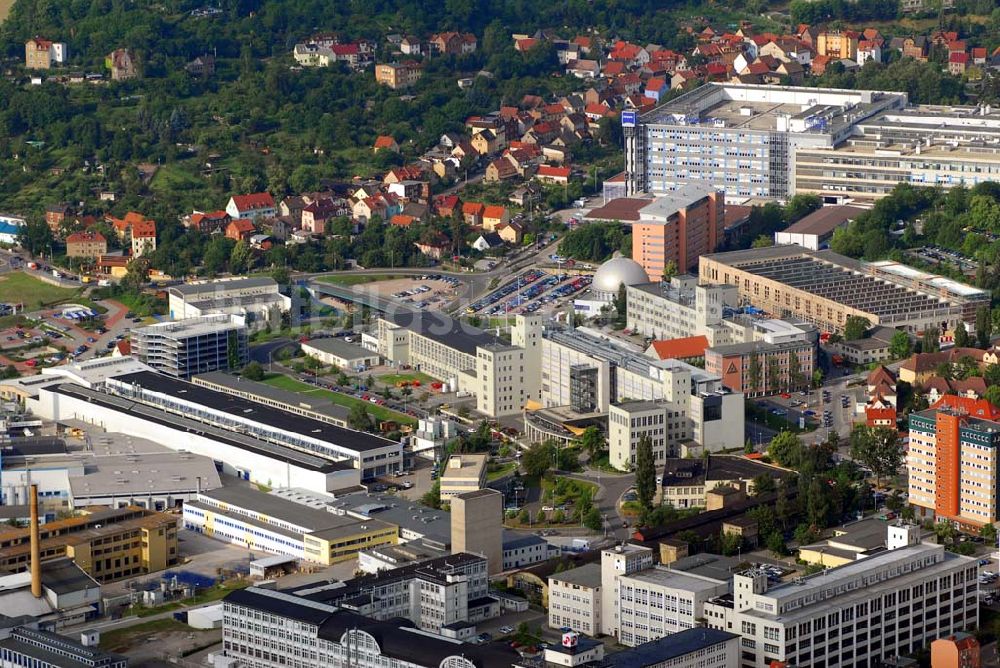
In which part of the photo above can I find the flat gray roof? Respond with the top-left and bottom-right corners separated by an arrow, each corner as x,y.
302,338 -> 377,361
193,371 -> 350,424
69,451 -> 222,499
780,205 -> 864,236
170,276 -> 277,297
549,563 -> 601,588
201,486 -> 355,531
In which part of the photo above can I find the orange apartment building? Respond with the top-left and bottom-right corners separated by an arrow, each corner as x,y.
908,394 -> 1000,529
631,186 -> 724,279
816,30 -> 860,60
65,230 -> 107,258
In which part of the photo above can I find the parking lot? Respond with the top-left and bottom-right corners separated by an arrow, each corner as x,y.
466,269 -> 591,317
371,274 -> 461,310
752,382 -> 868,439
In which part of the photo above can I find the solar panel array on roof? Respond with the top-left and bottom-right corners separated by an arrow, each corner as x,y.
743,256 -> 951,318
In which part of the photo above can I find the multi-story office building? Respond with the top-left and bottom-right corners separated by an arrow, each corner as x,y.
705,339 -> 815,396
626,82 -> 1000,203
908,395 -> 1000,528
540,327 -> 744,457
600,544 -> 656,636
616,563 -> 732,647
287,552 -> 499,632
131,314 -> 248,378
548,563 -> 602,636
700,245 -> 989,334
182,486 -> 397,565
167,277 -> 291,330
794,105 -> 1000,201
702,526 -> 978,668
0,505 -> 177,583
631,185 -> 725,277
626,276 -> 738,342
623,83 -> 907,199
222,586 -> 515,668
377,313 -> 541,418
439,454 -> 488,500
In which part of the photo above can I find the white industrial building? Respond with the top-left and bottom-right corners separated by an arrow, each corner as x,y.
221,586 -> 518,668
167,276 -> 290,330
548,563 -> 602,636
301,338 -> 380,370
536,326 -> 744,459
5,358 -> 396,494
703,526 -> 978,667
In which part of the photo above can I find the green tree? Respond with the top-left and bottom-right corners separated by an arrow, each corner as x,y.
766,531 -> 787,557
718,530 -> 742,556
751,235 -> 773,248
583,507 -> 603,531
768,431 -> 802,468
522,441 -> 554,477
16,220 -> 53,257
662,260 -> 678,282
985,364 -> 1000,387
536,509 -> 547,524
518,508 -> 530,524
230,240 -> 255,274
747,352 -> 762,395
751,474 -> 776,496
889,331 -> 912,359
553,509 -> 565,523
242,361 -> 265,381
767,357 -> 782,393
579,426 -> 605,459
788,349 -> 804,389
634,434 -> 656,510
953,323 -> 970,348
348,402 -> 373,431
981,522 -> 998,545
849,425 -> 904,489
843,316 -> 871,342
421,481 -> 441,509
922,327 -> 940,353
977,305 -> 993,349
985,385 -> 1000,408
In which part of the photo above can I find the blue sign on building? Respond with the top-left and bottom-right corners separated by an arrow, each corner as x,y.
621,110 -> 637,127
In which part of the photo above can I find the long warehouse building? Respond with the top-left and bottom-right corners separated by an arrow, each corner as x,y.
699,245 -> 989,334
10,359 -> 401,493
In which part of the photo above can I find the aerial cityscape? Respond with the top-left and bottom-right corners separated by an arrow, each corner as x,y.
4,1 -> 1000,667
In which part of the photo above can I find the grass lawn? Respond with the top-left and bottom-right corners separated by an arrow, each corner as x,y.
134,580 -> 250,618
487,462 -> 517,481
261,373 -> 416,425
0,0 -> 13,22
0,272 -> 81,308
378,372 -> 436,386
316,274 -> 397,286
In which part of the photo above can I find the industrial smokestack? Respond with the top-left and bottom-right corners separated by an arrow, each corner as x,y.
29,484 -> 41,599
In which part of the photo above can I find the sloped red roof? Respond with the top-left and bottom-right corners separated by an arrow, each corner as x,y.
932,394 -> 1000,420
67,231 -> 106,244
231,192 -> 275,211
483,205 -> 506,220
374,135 -> 397,148
648,335 -> 710,360
390,214 -> 415,227
462,202 -> 485,216
228,218 -> 255,233
537,165 -> 571,178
